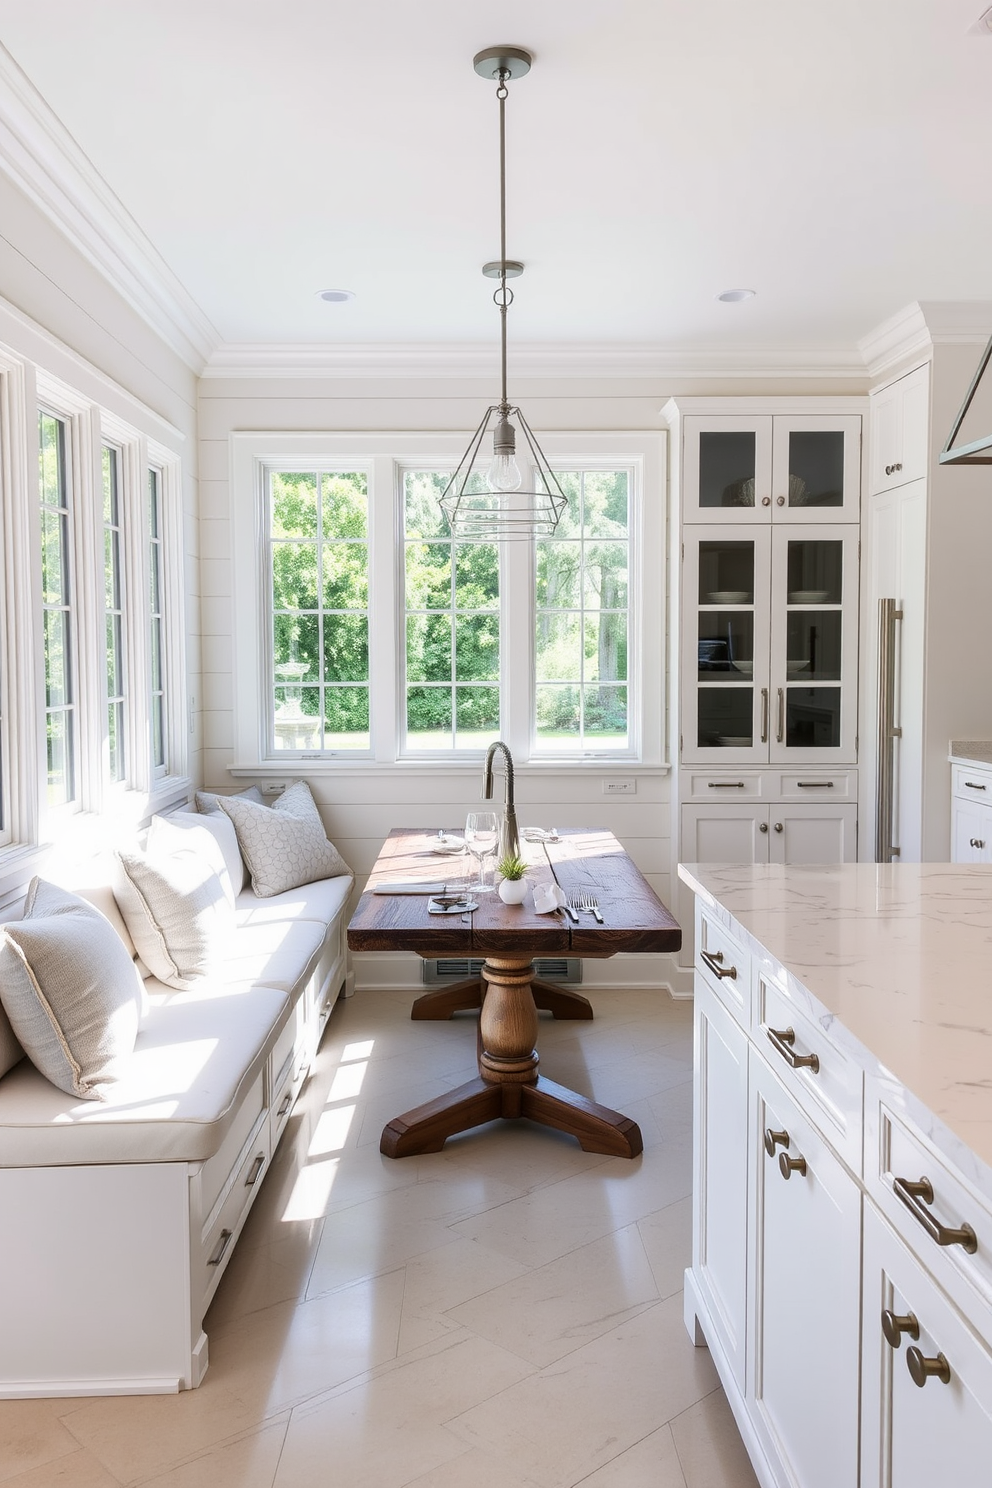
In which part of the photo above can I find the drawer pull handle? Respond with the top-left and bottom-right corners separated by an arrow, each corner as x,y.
277,1093 -> 293,1118
208,1228 -> 234,1267
881,1309 -> 920,1349
245,1152 -> 266,1187
701,948 -> 737,981
760,687 -> 769,744
964,781 -> 987,791
906,1346 -> 951,1388
766,1025 -> 820,1073
764,1127 -> 790,1157
796,780 -> 834,788
779,1152 -> 807,1180
893,1175 -> 978,1254
776,687 -> 784,744
708,781 -> 746,788
884,462 -> 903,476
970,838 -> 986,849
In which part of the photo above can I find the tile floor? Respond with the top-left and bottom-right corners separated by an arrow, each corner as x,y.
0,983 -> 760,1488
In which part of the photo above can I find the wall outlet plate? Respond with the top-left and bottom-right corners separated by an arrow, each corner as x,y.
603,778 -> 636,794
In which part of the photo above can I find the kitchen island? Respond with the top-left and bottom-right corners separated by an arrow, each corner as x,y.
678,860 -> 992,1488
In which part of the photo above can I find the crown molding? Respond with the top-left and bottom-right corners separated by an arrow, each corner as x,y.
859,300 -> 992,381
201,340 -> 867,382
0,43 -> 218,372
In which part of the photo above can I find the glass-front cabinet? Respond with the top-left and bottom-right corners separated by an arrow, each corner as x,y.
682,415 -> 862,524
682,525 -> 859,764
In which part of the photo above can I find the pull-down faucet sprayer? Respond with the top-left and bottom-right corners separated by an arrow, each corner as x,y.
483,740 -> 520,864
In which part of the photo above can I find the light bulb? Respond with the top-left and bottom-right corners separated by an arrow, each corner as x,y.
487,414 -> 522,492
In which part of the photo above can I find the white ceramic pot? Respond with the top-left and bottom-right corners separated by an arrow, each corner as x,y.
498,878 -> 527,905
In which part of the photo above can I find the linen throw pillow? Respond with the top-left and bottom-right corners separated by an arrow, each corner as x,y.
0,1002 -> 23,1081
0,878 -> 144,1100
114,818 -> 235,990
220,780 -> 350,898
195,785 -> 264,816
149,811 -> 240,905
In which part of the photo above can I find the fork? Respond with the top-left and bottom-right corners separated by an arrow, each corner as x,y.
568,895 -> 604,924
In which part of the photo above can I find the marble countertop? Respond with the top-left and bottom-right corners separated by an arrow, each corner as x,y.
678,861 -> 992,1199
950,741 -> 992,766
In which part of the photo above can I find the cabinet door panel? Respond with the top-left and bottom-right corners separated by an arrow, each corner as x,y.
682,416 -> 774,523
693,979 -> 750,1390
768,804 -> 858,864
750,1056 -> 862,1488
861,1203 -> 992,1488
951,801 -> 992,864
771,414 -> 862,523
869,364 -> 929,494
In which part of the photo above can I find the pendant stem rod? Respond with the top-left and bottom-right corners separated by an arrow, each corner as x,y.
498,72 -> 509,413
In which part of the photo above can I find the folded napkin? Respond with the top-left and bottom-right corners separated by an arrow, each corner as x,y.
430,835 -> 465,855
532,882 -> 567,914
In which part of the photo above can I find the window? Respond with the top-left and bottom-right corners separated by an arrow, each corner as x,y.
148,466 -> 167,774
102,446 -> 126,784
39,411 -> 75,806
232,432 -> 664,770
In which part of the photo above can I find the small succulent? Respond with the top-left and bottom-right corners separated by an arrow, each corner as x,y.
496,853 -> 527,881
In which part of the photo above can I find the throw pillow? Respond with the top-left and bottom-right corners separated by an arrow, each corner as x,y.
149,811 -> 240,904
114,820 -> 235,990
0,878 -> 144,1100
195,785 -> 264,816
0,1003 -> 22,1081
220,780 -> 350,898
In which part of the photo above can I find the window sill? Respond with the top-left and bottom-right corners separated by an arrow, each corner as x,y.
228,760 -> 672,780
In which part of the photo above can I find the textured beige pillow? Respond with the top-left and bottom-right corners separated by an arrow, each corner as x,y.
0,1003 -> 23,1081
114,819 -> 235,990
220,780 -> 350,898
149,811 -> 239,905
0,879 -> 143,1100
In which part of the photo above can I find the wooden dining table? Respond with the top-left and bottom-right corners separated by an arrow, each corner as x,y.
347,827 -> 681,1159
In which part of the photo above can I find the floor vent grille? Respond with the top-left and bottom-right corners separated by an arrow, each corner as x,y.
423,957 -> 581,985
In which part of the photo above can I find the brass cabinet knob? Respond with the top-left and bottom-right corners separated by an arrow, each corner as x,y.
881,1309 -> 920,1349
779,1152 -> 807,1180
764,1128 -> 790,1157
906,1346 -> 951,1388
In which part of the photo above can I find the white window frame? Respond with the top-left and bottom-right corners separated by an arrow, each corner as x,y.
231,430 -> 666,774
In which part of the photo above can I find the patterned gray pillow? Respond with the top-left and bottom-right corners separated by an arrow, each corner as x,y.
220,780 -> 350,898
0,879 -> 143,1100
114,818 -> 235,989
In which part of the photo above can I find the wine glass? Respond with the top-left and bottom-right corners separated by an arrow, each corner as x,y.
464,811 -> 499,893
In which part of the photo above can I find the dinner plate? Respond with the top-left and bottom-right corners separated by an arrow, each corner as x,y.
707,590 -> 750,604
717,735 -> 752,747
788,589 -> 830,603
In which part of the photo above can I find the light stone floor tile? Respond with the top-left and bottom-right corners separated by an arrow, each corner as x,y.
0,1401 -> 80,1484
447,1293 -> 719,1488
445,1223 -> 660,1367
0,985 -> 762,1488
670,1390 -> 761,1488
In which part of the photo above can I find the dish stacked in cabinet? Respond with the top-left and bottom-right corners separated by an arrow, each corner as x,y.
685,890 -> 992,1488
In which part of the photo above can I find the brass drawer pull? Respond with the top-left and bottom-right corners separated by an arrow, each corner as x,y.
893,1175 -> 978,1254
881,1309 -> 919,1349
207,1228 -> 234,1267
245,1152 -> 266,1187
779,1152 -> 807,1180
701,948 -> 737,981
764,1128 -> 790,1156
277,1092 -> 293,1118
766,1025 -> 820,1073
964,781 -> 987,791
906,1346 -> 951,1388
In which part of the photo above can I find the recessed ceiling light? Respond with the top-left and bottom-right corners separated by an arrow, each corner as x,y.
316,289 -> 356,303
716,289 -> 756,303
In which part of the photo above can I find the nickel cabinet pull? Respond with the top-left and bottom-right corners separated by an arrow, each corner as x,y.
779,1152 -> 807,1180
208,1228 -> 234,1267
766,1025 -> 820,1073
884,462 -> 903,476
708,781 -> 746,789
700,948 -> 737,981
245,1152 -> 266,1187
906,1346 -> 951,1388
893,1175 -> 978,1253
964,781 -> 987,791
277,1092 -> 293,1118
776,687 -> 784,744
797,780 -> 834,788
881,1309 -> 919,1348
760,688 -> 769,743
764,1128 -> 789,1156
970,838 -> 986,850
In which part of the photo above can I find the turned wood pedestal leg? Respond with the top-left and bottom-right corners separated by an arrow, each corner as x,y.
411,976 -> 593,1021
380,956 -> 641,1160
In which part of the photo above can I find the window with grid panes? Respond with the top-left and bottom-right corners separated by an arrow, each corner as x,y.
269,470 -> 370,752
39,411 -> 76,804
148,466 -> 167,774
535,469 -> 630,753
102,446 -> 126,783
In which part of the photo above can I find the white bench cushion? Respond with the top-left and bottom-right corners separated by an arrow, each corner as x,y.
234,873 -> 352,926
0,984 -> 290,1167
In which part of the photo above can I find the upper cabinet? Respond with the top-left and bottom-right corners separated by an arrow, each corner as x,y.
868,363 -> 930,494
681,414 -> 862,524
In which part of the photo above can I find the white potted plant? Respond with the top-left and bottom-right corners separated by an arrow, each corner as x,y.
495,853 -> 528,904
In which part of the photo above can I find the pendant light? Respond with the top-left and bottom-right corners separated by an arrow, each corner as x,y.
940,329 -> 992,465
438,46 -> 568,542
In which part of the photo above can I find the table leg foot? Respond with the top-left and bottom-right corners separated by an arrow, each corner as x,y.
410,978 -> 483,1020
380,1077 -> 503,1157
530,979 -> 594,1020
520,1076 -> 643,1158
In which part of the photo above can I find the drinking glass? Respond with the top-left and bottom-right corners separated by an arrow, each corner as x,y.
465,811 -> 499,893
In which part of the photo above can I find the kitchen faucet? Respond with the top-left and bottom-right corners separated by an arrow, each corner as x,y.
482,740 -> 520,864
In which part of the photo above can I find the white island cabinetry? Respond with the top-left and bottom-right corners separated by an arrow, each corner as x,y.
681,861 -> 992,1488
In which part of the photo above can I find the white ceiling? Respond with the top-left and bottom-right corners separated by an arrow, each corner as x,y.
0,0 -> 990,359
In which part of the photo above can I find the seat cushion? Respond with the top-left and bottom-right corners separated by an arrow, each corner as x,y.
234,873 -> 353,927
220,917 -> 329,996
0,983 -> 290,1166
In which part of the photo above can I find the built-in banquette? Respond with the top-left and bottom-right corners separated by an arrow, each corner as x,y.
0,784 -> 353,1398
